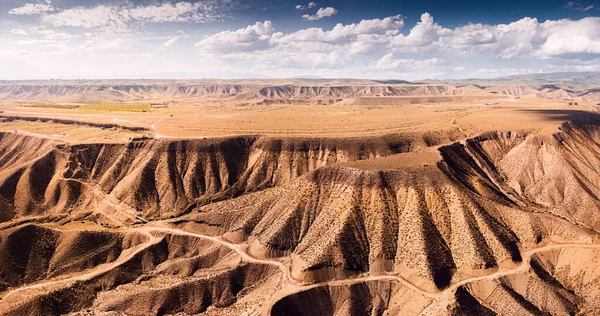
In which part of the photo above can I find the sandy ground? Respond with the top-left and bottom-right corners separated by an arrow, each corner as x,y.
0,95 -> 595,143
1,82 -> 600,315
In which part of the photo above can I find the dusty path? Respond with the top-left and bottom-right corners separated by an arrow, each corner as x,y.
1,210 -> 599,315
140,225 -> 293,285
261,242 -> 600,315
0,223 -> 292,313
149,116 -> 168,138
450,110 -> 470,137
3,138 -> 600,314
0,230 -> 160,306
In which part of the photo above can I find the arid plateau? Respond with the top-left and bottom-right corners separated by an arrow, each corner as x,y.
1,74 -> 600,315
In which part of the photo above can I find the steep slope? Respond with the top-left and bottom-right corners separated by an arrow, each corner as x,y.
181,165 -> 589,292
0,129 -> 460,222
174,120 -> 600,292
0,225 -> 147,292
271,280 -> 432,316
459,120 -> 600,231
463,247 -> 600,314
0,229 -> 281,315
3,118 -> 600,315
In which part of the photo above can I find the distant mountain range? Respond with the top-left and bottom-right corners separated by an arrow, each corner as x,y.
440,72 -> 600,86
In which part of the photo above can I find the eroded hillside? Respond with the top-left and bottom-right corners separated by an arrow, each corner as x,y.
1,80 -> 599,104
1,119 -> 600,315
0,129 -> 460,222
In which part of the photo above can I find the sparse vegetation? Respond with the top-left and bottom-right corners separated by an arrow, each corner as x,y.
19,103 -> 151,112
21,103 -> 81,109
1,80 -> 600,315
79,103 -> 151,112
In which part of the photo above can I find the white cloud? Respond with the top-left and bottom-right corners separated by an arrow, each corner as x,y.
38,30 -> 79,40
195,15 -> 404,56
374,54 -> 439,71
387,13 -> 600,60
295,2 -> 317,10
302,7 -> 337,21
194,21 -> 277,53
42,5 -> 118,28
7,27 -> 79,40
190,13 -> 600,78
40,1 -> 230,29
280,15 -> 404,44
8,2 -> 54,15
162,37 -> 180,49
128,2 -> 212,23
10,28 -> 29,36
538,17 -> 600,58
392,13 -> 450,47
473,67 -> 538,78
3,7 -> 600,80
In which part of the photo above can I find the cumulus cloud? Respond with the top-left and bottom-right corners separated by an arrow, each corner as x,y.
302,7 -> 337,21
387,13 -> 600,60
195,15 -> 404,56
8,1 -> 54,15
194,21 -> 277,53
538,17 -> 600,58
392,13 -> 450,47
40,1 -> 231,28
193,13 -> 600,62
4,5 -> 600,79
191,12 -> 600,78
283,16 -> 403,54
295,2 -> 317,10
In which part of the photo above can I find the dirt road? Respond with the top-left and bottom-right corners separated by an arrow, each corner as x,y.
0,230 -> 161,305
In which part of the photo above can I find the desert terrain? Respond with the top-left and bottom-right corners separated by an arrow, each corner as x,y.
1,74 -> 600,315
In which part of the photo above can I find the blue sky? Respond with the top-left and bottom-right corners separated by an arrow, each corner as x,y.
0,0 -> 599,79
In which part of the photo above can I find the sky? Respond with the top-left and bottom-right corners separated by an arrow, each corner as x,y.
0,0 -> 599,80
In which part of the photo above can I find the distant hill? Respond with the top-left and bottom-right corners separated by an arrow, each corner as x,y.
493,72 -> 600,84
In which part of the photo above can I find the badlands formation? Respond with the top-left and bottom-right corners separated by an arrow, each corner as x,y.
0,75 -> 600,315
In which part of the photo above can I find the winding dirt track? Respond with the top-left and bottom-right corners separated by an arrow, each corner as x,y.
4,176 -> 600,314
1,214 -> 599,315
2,137 -> 600,314
138,225 -> 293,285
260,242 -> 600,315
0,230 -> 161,304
